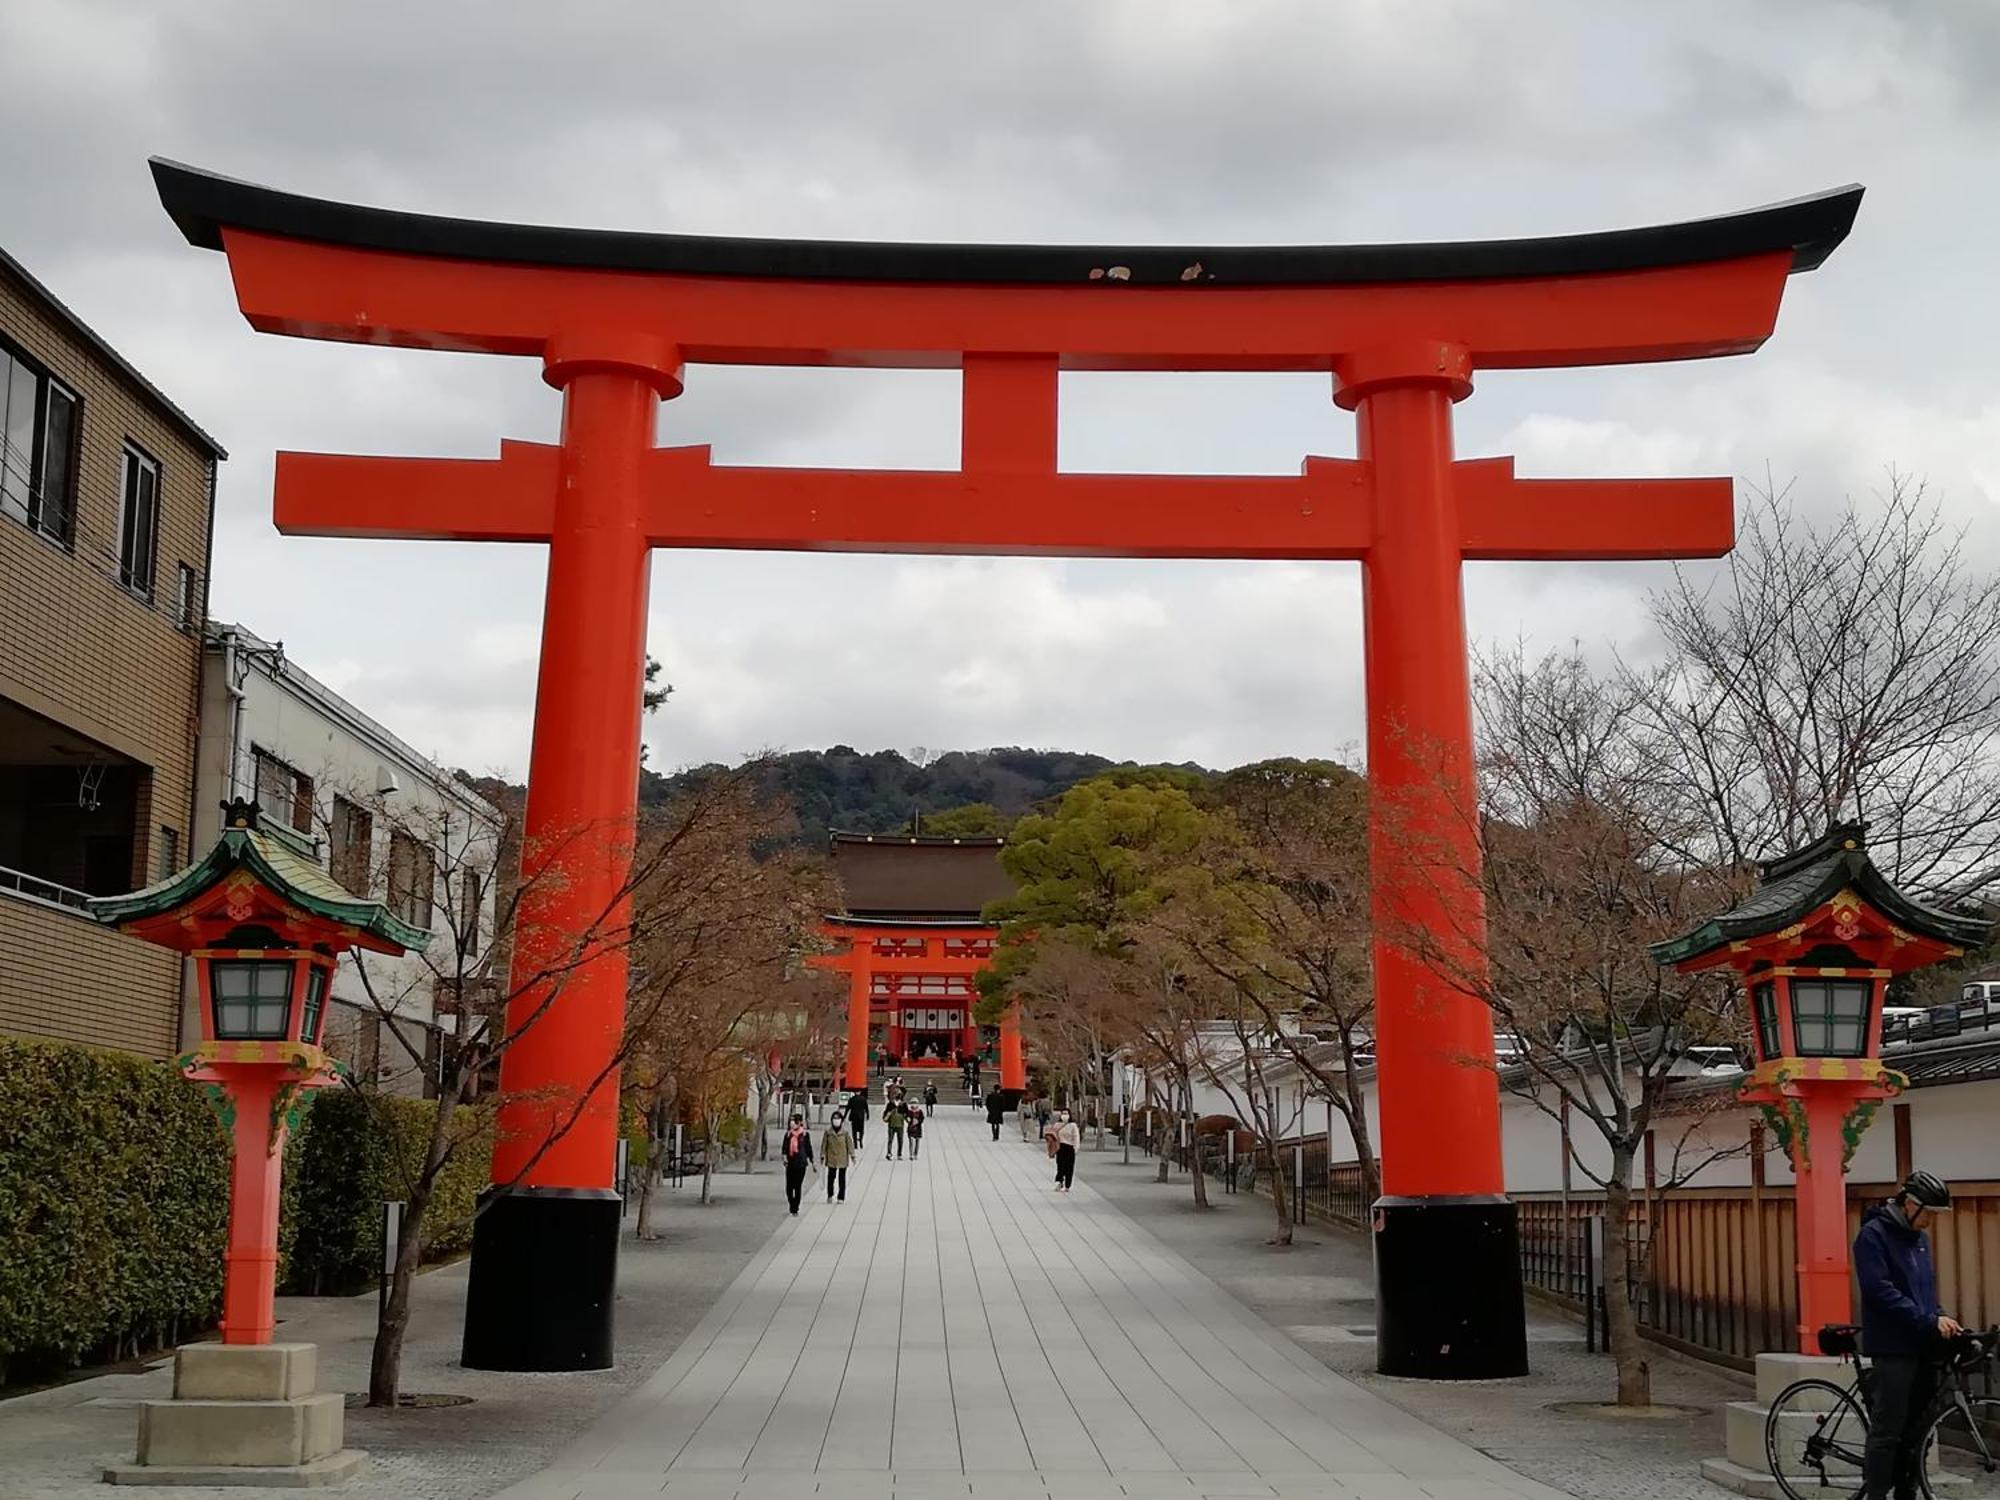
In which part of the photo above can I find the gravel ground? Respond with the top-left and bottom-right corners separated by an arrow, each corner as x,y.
0,1162 -> 790,1500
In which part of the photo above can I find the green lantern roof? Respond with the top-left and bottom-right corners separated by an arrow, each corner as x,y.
89,798 -> 429,953
1649,822 -> 1990,968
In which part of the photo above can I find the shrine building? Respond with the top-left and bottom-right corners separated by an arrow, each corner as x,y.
819,832 -> 1025,1092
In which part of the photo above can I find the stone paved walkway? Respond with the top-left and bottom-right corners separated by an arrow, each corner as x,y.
501,1109 -> 1567,1500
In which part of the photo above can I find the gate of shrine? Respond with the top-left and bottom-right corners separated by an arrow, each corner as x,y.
152,158 -> 1860,1378
819,831 -> 1027,1091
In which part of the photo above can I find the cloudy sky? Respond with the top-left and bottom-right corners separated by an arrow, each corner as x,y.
5,2 -> 1997,779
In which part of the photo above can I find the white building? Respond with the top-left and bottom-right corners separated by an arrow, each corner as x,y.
192,623 -> 505,1095
1128,1019 -> 2000,1192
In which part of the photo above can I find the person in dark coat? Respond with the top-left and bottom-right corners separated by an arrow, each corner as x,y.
846,1086 -> 869,1152
986,1089 -> 1007,1141
780,1113 -> 816,1215
905,1100 -> 926,1159
1855,1170 -> 1960,1499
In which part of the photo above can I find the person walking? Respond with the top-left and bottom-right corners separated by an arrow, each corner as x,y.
906,1099 -> 926,1159
923,1081 -> 939,1111
846,1085 -> 869,1152
821,1110 -> 853,1203
882,1096 -> 907,1160
1054,1109 -> 1081,1193
781,1112 -> 815,1215
986,1089 -> 1006,1141
1856,1169 -> 1960,1499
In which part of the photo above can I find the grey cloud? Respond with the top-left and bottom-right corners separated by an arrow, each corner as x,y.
3,2 -> 1995,779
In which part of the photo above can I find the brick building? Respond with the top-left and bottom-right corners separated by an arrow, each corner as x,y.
0,243 -> 225,1055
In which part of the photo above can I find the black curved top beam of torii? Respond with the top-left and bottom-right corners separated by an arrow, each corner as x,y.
152,157 -> 1860,287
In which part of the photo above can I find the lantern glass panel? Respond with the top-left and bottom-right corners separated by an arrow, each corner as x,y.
301,966 -> 327,1044
1752,982 -> 1781,1060
211,959 -> 295,1039
1791,978 -> 1872,1058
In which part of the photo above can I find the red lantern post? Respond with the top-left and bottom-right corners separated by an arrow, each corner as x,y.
91,799 -> 427,1481
1653,824 -> 1988,1353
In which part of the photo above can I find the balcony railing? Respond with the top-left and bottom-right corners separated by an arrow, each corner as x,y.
0,863 -> 95,915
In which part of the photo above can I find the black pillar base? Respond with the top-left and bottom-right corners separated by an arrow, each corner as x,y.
461,1186 -> 620,1371
1374,1194 -> 1528,1380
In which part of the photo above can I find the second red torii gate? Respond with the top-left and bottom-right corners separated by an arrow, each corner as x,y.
153,158 -> 1859,1378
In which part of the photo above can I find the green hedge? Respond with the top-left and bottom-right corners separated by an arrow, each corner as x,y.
0,1037 -> 494,1384
282,1089 -> 492,1296
0,1038 -> 229,1385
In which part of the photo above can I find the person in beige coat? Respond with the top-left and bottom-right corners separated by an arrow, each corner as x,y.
821,1111 -> 854,1203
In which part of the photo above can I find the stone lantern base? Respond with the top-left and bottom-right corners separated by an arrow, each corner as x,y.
1699,1350 -> 1968,1495
103,1343 -> 362,1487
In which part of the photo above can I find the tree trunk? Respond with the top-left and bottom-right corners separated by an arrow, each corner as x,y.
753,1079 -> 773,1160
368,1093 -> 457,1408
1602,1165 -> 1652,1406
1265,1142 -> 1294,1245
1343,1082 -> 1381,1217
1190,1144 -> 1210,1209
634,1157 -> 664,1240
700,1150 -> 715,1205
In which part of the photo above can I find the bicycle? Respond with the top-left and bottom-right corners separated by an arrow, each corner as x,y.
1764,1322 -> 2000,1500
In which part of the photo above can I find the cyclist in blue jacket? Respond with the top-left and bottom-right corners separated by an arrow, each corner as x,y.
1854,1170 -> 1961,1499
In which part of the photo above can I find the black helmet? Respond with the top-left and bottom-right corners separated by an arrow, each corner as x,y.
1901,1170 -> 1952,1210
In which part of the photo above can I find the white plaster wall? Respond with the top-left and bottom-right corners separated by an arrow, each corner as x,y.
1907,1080 -> 2000,1181
1134,1056 -> 2000,1193
194,630 -> 502,1072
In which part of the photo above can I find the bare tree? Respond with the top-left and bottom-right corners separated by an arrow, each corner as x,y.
1645,477 -> 2000,901
1395,648 -> 1749,1406
340,765 -> 819,1405
1176,759 -> 1381,1218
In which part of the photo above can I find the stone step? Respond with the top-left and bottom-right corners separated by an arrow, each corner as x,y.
1755,1350 -> 1856,1406
1699,1456 -> 1787,1498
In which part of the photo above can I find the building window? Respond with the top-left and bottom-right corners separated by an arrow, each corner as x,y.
329,795 -> 373,894
387,829 -> 435,929
253,748 -> 314,833
118,446 -> 161,598
156,826 -> 179,882
0,342 -> 79,544
175,563 -> 198,632
459,868 -> 481,958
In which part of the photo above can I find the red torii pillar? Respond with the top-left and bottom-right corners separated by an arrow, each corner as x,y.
151,158 -> 1859,1376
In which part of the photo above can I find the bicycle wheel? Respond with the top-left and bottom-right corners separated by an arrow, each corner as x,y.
1919,1395 -> 2000,1499
1766,1378 -> 1869,1500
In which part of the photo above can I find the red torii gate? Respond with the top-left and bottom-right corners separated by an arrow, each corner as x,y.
152,159 -> 1858,1377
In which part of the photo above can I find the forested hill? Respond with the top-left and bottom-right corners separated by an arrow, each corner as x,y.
639,746 -> 1127,846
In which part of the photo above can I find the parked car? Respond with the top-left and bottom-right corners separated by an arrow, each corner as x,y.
1959,981 -> 2000,1030
1682,1045 -> 1745,1076
1880,1005 -> 1928,1048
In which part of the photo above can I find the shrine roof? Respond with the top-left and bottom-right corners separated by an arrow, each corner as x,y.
90,802 -> 428,952
828,831 -> 1016,922
152,159 -> 1861,287
1649,822 -> 1990,968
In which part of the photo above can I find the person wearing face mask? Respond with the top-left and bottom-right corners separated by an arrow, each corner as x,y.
821,1110 -> 853,1203
780,1112 -> 815,1215
1053,1109 -> 1081,1193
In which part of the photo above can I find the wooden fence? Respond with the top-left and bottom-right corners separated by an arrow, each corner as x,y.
1279,1132 -> 2000,1369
